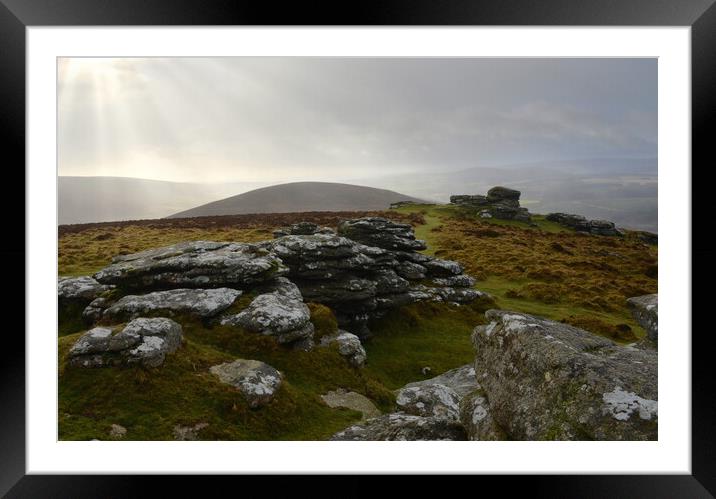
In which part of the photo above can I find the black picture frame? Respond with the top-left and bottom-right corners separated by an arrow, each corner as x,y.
4,0 -> 713,496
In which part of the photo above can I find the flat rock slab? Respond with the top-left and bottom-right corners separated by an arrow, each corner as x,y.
473,309 -> 658,440
395,384 -> 461,420
210,359 -> 283,408
104,288 -> 241,321
58,276 -> 114,302
431,275 -> 476,288
267,234 -> 361,261
321,389 -> 381,420
403,364 -> 478,399
68,317 -> 183,368
337,217 -> 427,252
330,412 -> 466,441
94,240 -> 287,291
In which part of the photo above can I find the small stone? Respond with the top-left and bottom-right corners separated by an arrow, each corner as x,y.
109,424 -> 127,439
321,389 -> 381,420
210,359 -> 283,408
320,331 -> 367,367
221,291 -> 314,344
173,423 -> 209,441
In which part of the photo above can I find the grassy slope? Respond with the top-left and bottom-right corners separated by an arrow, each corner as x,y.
391,204 -> 657,341
58,204 -> 656,440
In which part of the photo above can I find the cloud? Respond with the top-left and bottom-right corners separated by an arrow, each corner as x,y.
58,57 -> 657,183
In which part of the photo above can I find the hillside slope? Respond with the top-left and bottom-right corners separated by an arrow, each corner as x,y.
168,182 -> 429,218
58,176 -> 267,225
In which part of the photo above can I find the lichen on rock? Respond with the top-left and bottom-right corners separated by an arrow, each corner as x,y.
209,359 -> 283,408
68,317 -> 183,368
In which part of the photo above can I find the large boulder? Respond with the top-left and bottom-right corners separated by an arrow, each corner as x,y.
589,219 -> 620,236
267,234 -> 362,264
330,413 -> 466,441
103,288 -> 241,321
489,204 -> 520,219
337,217 -> 427,251
80,219 -> 485,341
546,212 -> 589,230
68,317 -> 183,368
319,330 -> 367,367
93,241 -> 287,291
459,389 -> 506,440
221,291 -> 314,344
472,310 -> 658,440
265,226 -> 483,334
58,276 -> 115,327
210,359 -> 283,408
627,294 -> 658,341
486,186 -> 521,203
451,187 -> 529,221
546,213 -> 622,236
398,364 -> 504,439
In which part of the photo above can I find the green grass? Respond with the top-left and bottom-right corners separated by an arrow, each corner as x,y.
363,300 -> 492,390
390,204 -> 442,254
476,275 -> 645,342
391,203 -> 656,343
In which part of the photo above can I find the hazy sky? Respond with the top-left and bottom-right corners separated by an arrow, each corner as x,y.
58,57 -> 657,184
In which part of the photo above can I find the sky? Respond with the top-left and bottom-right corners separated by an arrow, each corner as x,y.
58,57 -> 657,184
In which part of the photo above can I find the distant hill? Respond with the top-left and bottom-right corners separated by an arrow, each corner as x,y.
169,182 -> 429,218
58,177 -> 268,225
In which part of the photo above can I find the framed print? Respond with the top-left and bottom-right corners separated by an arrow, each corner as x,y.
4,0 -> 714,495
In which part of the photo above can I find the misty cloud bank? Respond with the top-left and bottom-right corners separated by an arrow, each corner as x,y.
58,57 -> 657,183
